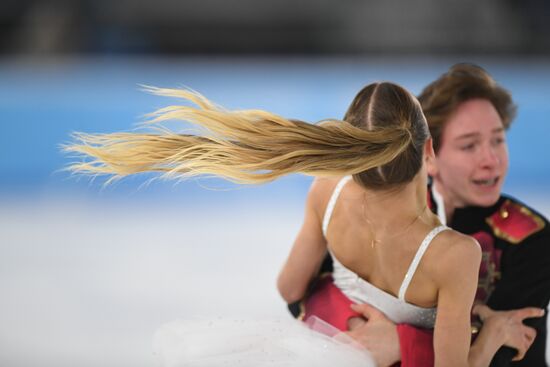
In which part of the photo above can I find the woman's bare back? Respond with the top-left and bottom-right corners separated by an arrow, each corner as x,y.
315,176 -> 471,310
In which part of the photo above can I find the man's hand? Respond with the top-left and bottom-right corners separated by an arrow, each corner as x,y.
472,304 -> 544,361
345,303 -> 400,367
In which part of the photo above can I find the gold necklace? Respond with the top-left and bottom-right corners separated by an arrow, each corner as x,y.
362,193 -> 427,248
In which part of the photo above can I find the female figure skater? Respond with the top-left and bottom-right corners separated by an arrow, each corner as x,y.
66,82 -> 509,366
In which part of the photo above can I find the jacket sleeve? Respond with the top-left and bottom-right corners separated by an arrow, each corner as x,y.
397,324 -> 434,367
487,229 -> 550,366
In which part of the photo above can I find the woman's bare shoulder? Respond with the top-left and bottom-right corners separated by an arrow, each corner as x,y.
436,229 -> 479,247
307,177 -> 345,204
305,177 -> 353,221
427,229 -> 482,281
309,177 -> 343,193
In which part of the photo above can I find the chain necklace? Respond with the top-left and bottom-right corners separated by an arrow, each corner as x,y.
362,193 -> 428,248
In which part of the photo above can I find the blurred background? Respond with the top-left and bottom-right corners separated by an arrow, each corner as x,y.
1,1 -> 549,366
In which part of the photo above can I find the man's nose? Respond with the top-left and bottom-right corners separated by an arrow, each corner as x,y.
479,145 -> 500,167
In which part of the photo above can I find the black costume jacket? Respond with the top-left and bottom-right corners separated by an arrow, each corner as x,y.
429,186 -> 549,367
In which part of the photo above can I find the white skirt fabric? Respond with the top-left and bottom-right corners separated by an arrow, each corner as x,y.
153,316 -> 375,367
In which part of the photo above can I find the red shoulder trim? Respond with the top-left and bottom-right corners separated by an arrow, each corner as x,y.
486,199 -> 545,244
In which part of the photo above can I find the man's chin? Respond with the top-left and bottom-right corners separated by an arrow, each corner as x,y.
469,192 -> 501,208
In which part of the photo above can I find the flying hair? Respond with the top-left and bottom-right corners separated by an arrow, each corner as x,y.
64,86 -> 417,186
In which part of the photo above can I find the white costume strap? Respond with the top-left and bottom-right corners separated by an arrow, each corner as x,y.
398,225 -> 448,301
322,176 -> 352,237
431,185 -> 447,226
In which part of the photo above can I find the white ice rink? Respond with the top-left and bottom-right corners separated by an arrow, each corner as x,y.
0,197 -> 300,367
1,195 -> 549,367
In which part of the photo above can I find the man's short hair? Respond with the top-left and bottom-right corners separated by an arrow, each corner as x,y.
418,63 -> 517,152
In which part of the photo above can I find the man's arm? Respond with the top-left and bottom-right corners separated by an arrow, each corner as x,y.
473,304 -> 543,363
487,229 -> 550,366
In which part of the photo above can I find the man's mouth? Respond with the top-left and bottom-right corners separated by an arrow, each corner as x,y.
472,177 -> 499,187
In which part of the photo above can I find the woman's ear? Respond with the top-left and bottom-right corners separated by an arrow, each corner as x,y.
424,138 -> 437,177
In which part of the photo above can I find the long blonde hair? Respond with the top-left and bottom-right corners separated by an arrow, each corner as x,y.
65,83 -> 426,186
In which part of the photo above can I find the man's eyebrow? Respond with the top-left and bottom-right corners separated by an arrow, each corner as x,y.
454,127 -> 505,141
454,132 -> 479,140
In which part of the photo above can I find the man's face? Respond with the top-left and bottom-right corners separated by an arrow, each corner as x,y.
429,99 -> 509,209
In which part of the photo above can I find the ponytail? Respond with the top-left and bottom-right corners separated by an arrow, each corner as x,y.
65,87 -> 413,184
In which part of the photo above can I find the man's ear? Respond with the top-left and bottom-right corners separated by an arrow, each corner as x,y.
424,138 -> 437,177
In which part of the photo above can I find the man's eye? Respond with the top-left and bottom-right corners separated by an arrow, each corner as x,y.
460,143 -> 476,151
